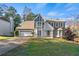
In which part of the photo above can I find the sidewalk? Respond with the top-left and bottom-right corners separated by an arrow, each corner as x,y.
0,37 -> 28,55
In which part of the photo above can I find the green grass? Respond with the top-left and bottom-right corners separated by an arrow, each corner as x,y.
0,36 -> 12,40
3,38 -> 79,56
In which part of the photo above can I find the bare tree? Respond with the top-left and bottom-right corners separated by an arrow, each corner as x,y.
22,6 -> 31,21
66,14 -> 79,37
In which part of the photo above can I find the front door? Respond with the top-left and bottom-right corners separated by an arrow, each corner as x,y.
37,30 -> 41,37
59,30 -> 62,37
57,30 -> 62,37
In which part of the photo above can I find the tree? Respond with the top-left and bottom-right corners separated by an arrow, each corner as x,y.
66,14 -> 79,37
14,14 -> 21,30
6,6 -> 17,17
22,6 -> 31,21
8,6 -> 17,15
4,6 -> 17,21
0,4 -> 8,16
26,12 -> 36,21
0,7 -> 3,16
4,6 -> 21,31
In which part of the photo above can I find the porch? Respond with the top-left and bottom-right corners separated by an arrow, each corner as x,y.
45,28 -> 63,38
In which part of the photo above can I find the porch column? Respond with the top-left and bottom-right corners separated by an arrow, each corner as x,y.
57,30 -> 59,37
19,30 -> 21,36
34,29 -> 37,37
60,30 -> 62,37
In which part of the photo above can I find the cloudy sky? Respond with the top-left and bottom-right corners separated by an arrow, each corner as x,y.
1,3 -> 79,18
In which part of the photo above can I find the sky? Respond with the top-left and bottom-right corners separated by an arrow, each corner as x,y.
1,3 -> 79,19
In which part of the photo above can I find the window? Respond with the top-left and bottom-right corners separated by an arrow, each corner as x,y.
55,22 -> 58,27
56,22 -> 58,27
58,22 -> 59,27
38,22 -> 41,26
52,23 -> 53,27
60,22 -> 62,27
53,22 -> 55,27
59,30 -> 62,37
59,22 -> 60,28
62,22 -> 65,28
36,22 -> 41,26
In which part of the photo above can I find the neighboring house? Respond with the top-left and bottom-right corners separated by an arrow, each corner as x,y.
17,14 -> 65,38
0,17 -> 14,36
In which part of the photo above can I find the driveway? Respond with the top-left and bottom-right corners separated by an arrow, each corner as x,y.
0,37 -> 29,55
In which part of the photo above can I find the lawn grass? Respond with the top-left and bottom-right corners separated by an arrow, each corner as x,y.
0,36 -> 12,40
3,38 -> 79,56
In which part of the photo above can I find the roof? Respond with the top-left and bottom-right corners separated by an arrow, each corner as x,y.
45,22 -> 54,30
17,21 -> 34,30
34,14 -> 44,21
57,28 -> 63,30
46,19 -> 65,22
0,16 -> 9,22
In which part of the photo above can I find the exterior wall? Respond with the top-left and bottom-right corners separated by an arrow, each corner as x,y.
34,14 -> 44,37
43,21 -> 65,38
0,19 -> 12,36
44,22 -> 54,38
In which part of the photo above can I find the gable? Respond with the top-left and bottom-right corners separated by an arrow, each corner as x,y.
34,14 -> 44,21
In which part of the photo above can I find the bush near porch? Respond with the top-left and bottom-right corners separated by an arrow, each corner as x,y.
3,38 -> 79,56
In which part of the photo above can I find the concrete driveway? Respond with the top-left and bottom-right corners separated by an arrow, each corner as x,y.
0,37 -> 29,55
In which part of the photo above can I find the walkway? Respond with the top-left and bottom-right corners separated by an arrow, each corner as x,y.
0,37 -> 28,55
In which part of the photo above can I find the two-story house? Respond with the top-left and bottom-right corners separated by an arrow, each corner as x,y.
17,14 -> 65,38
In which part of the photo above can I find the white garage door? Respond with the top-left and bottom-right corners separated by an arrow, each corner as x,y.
20,31 -> 33,36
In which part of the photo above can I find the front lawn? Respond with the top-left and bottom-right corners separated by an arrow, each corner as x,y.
3,38 -> 79,56
0,36 -> 13,40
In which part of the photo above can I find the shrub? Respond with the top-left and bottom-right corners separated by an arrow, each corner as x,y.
64,27 -> 76,41
15,30 -> 19,36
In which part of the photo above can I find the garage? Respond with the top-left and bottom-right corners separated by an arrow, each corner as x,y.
20,31 -> 33,36
16,21 -> 34,37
